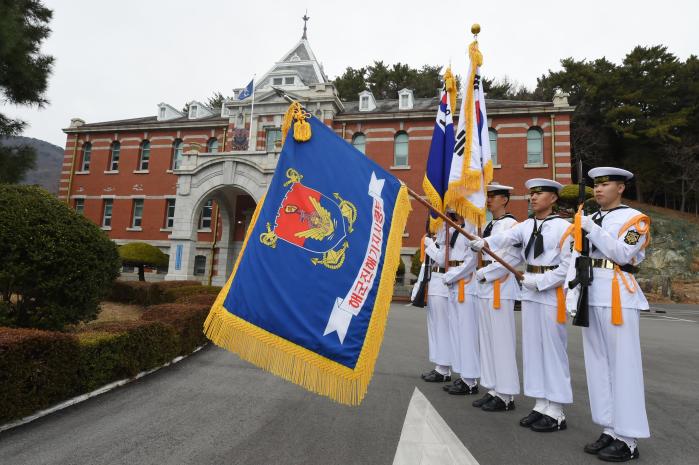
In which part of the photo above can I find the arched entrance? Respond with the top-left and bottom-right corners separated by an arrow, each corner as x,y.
165,152 -> 274,285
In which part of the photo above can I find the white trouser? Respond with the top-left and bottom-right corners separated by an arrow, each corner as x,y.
426,294 -> 451,366
521,301 -> 572,404
583,305 -> 650,438
447,287 -> 480,379
478,297 -> 520,395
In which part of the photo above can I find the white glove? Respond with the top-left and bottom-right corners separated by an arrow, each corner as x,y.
522,274 -> 539,291
424,237 -> 435,249
469,238 -> 485,252
581,215 -> 594,233
475,268 -> 486,282
442,268 -> 459,285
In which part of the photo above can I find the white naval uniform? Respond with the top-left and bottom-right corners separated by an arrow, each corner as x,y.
476,215 -> 522,398
486,215 -> 574,411
424,227 -> 452,368
566,206 -> 650,440
439,223 -> 480,381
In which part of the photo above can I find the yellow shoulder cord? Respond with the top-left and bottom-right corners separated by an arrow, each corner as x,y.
610,214 -> 650,325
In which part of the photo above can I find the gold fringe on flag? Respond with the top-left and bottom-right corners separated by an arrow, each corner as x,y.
204,101 -> 411,405
443,40 -> 491,227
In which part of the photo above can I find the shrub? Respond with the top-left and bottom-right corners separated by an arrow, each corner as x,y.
411,249 -> 422,277
0,328 -> 81,423
142,304 -> 210,355
0,185 -> 121,330
76,321 -> 179,390
118,242 -> 169,281
168,285 -> 222,301
175,293 -> 218,306
558,184 -> 594,209
109,280 -> 203,306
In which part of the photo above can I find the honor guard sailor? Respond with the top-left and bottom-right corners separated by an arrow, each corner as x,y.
438,215 -> 481,395
566,167 -> 650,462
471,184 -> 523,411
471,179 -> 574,430
420,218 -> 458,382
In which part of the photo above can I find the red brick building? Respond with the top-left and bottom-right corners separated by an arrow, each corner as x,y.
59,33 -> 574,285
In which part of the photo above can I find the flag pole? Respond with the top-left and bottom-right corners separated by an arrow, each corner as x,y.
248,75 -> 256,150
406,186 -> 523,280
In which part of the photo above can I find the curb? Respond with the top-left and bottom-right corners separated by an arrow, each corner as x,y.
0,344 -> 207,434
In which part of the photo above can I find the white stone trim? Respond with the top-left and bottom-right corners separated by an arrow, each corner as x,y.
524,163 -> 549,168
132,170 -> 150,174
103,170 -> 119,175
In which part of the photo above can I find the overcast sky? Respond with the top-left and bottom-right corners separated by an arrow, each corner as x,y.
5,0 -> 698,147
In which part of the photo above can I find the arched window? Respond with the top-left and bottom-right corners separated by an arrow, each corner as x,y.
109,141 -> 120,171
139,140 -> 150,171
394,132 -> 409,166
193,255 -> 207,275
527,127 -> 543,165
172,139 -> 184,170
81,142 -> 92,171
207,137 -> 219,153
352,132 -> 366,154
488,129 -> 498,165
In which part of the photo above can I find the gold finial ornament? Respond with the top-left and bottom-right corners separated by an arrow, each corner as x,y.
471,23 -> 481,35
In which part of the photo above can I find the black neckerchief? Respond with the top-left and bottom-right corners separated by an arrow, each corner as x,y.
483,213 -> 516,238
524,214 -> 559,259
590,205 -> 629,252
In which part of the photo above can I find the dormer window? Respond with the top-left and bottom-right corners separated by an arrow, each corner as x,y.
273,77 -> 283,86
159,107 -> 166,119
189,105 -> 198,119
285,77 -> 294,85
272,76 -> 295,87
398,89 -> 414,110
360,96 -> 369,110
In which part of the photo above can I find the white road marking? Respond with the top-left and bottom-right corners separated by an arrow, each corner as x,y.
640,315 -> 696,323
393,387 -> 480,465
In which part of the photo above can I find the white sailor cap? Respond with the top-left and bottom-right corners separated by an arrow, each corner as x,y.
486,184 -> 514,196
588,167 -> 633,184
524,178 -> 563,194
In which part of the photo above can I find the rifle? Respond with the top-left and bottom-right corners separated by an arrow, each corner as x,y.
570,160 -> 592,327
411,216 -> 432,308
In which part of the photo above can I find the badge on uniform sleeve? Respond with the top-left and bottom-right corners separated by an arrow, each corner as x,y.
624,229 -> 641,245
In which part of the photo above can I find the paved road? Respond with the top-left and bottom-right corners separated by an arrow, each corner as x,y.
1,304 -> 698,465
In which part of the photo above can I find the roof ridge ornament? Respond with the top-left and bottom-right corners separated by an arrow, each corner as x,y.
302,11 -> 309,39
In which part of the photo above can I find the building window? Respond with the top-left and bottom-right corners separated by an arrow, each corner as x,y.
207,137 -> 219,153
165,199 -> 176,229
360,96 -> 369,110
80,142 -> 91,171
159,107 -> 166,119
139,140 -> 150,171
488,129 -> 498,165
273,77 -> 283,85
193,255 -> 207,276
527,127 -> 544,165
131,199 -> 144,228
189,105 -> 198,118
109,141 -> 120,171
74,198 -> 84,214
394,132 -> 409,166
199,199 -> 213,229
352,133 -> 366,154
102,199 -> 113,227
172,139 -> 184,169
265,128 -> 282,152
284,76 -> 294,85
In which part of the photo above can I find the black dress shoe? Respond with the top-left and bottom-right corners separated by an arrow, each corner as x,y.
584,433 -> 615,455
598,439 -> 639,462
443,377 -> 465,392
519,410 -> 543,427
481,395 -> 515,412
530,414 -> 567,432
422,370 -> 451,382
446,383 -> 479,395
472,393 -> 493,408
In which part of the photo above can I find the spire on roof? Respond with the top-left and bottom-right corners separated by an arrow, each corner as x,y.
302,11 -> 309,40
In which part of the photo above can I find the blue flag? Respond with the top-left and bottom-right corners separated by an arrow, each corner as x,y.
238,79 -> 254,100
422,68 -> 457,232
205,103 -> 411,405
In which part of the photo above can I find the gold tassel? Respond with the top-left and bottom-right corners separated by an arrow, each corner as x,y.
611,270 -> 623,326
556,287 -> 566,324
444,67 -> 457,118
458,279 -> 465,303
493,279 -> 501,309
281,101 -> 312,147
574,205 -> 583,253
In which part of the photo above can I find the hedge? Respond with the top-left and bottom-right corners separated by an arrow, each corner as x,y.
109,280 -> 202,306
0,295 -> 212,424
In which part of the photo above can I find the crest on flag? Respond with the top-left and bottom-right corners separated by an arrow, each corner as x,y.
204,102 -> 410,405
238,79 -> 254,100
